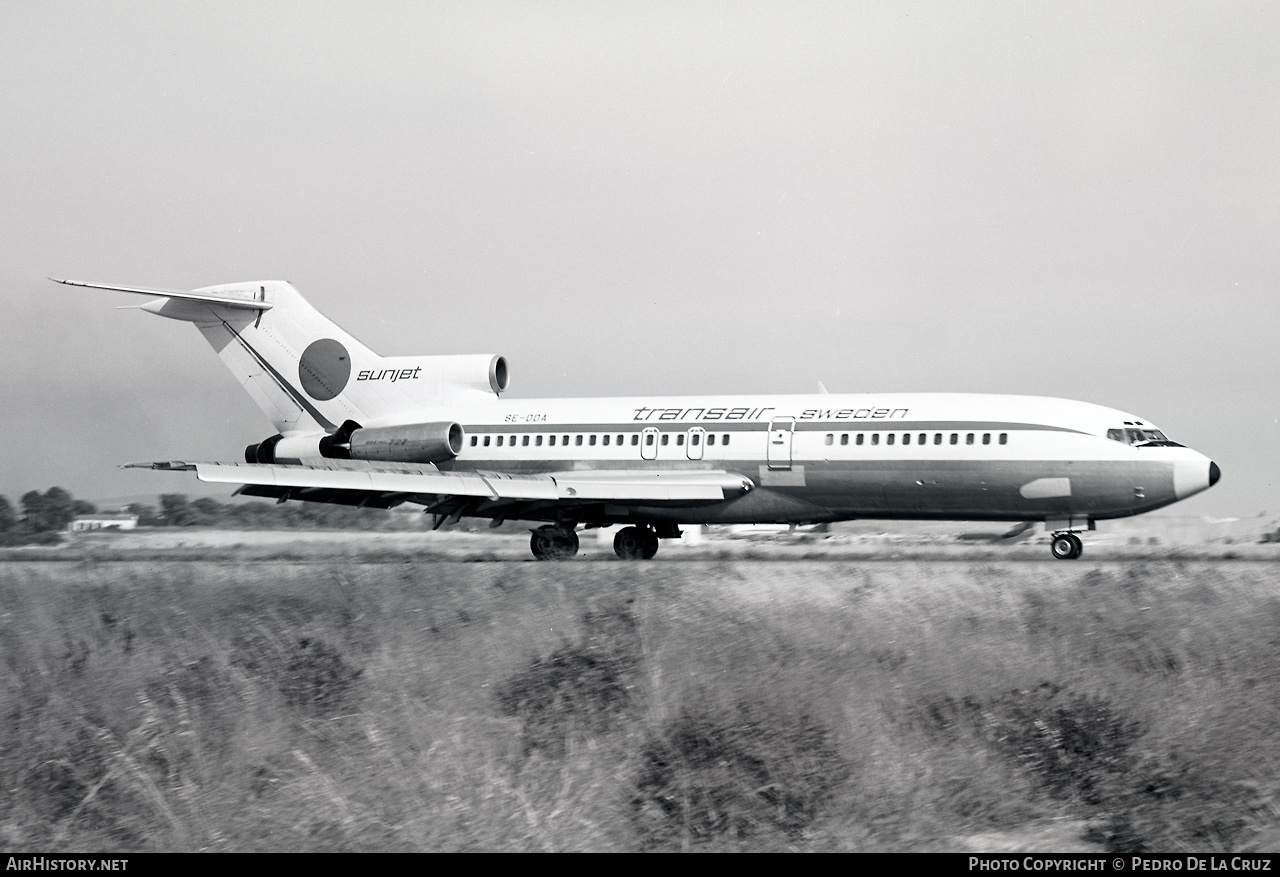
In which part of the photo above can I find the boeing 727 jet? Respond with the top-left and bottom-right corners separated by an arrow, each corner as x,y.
55,278 -> 1220,560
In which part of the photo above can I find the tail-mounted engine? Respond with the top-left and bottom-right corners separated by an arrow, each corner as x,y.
246,419 -> 465,465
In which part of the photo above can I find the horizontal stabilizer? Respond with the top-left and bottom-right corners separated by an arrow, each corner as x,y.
51,278 -> 273,311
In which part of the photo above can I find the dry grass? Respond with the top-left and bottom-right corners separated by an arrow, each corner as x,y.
1,554 -> 1278,851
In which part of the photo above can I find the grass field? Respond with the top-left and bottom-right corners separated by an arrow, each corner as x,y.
3,546 -> 1279,851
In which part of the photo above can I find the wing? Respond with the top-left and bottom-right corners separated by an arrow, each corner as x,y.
130,459 -> 754,524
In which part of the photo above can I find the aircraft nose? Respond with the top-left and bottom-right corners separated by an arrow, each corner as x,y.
1173,455 -> 1219,500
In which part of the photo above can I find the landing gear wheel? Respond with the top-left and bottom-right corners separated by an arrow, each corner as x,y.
613,526 -> 659,560
1068,533 -> 1083,559
530,526 -> 579,560
613,527 -> 642,560
1050,533 -> 1083,560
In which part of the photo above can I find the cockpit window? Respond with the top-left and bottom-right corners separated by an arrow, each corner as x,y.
1119,427 -> 1183,448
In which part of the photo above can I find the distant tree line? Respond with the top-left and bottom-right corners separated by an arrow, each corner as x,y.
0,487 -> 421,544
0,487 -> 95,545
132,494 -> 416,531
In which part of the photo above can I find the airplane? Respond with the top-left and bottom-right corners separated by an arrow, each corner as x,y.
54,278 -> 1220,561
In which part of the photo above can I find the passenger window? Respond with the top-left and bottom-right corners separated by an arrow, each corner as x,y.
677,434 -> 685,446
825,434 -> 833,445
934,433 -> 942,445
484,436 -> 491,447
602,434 -> 610,446
966,433 -> 974,445
536,435 -> 543,447
631,435 -> 639,446
617,435 -> 623,445
575,435 -> 583,446
707,434 -> 716,446
902,433 -> 910,445
950,434 -> 958,445
522,436 -> 529,447
692,433 -> 701,445
999,433 -> 1007,445
645,434 -> 654,446
548,435 -> 556,447
496,435 -> 504,447
509,436 -> 516,445
840,434 -> 849,446
919,433 -> 926,444
982,433 -> 990,445
871,434 -> 880,445
562,435 -> 569,445
856,434 -> 864,445
661,434 -> 669,446
887,434 -> 895,445
722,435 -> 730,445
470,436 -> 477,447
589,435 -> 596,446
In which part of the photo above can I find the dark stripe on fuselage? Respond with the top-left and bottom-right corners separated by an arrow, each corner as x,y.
436,457 -> 1179,526
790,458 -> 1174,520
459,420 -> 1087,435
790,420 -> 1084,434
463,422 -> 760,434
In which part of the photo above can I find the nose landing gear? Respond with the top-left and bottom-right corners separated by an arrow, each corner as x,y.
1050,532 -> 1084,560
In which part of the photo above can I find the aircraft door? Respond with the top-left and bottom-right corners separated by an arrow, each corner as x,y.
767,417 -> 795,470
687,427 -> 705,460
641,427 -> 659,461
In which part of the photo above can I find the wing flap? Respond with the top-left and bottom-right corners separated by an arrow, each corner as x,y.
193,462 -> 518,500
130,460 -> 753,505
552,471 -> 749,501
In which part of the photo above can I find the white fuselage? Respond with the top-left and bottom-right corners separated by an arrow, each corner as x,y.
407,392 -> 1215,526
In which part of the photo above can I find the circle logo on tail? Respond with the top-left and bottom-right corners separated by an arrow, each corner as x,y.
298,338 -> 351,401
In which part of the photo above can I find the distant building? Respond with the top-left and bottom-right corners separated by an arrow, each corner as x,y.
70,513 -> 138,532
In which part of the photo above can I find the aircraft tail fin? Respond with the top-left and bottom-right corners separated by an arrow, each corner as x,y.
56,278 -> 508,435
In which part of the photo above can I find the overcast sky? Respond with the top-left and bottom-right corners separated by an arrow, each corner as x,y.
2,1 -> 1275,520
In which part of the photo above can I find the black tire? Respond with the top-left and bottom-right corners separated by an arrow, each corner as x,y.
614,526 -> 660,560
1050,534 -> 1076,560
638,528 -> 659,560
556,528 -> 579,558
531,526 -> 578,560
613,526 -> 644,560
530,528 -> 553,560
1067,533 -> 1083,559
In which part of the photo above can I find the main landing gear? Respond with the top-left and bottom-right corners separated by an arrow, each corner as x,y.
613,526 -> 660,560
530,525 -> 579,561
1050,532 -> 1084,560
528,523 -> 677,561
